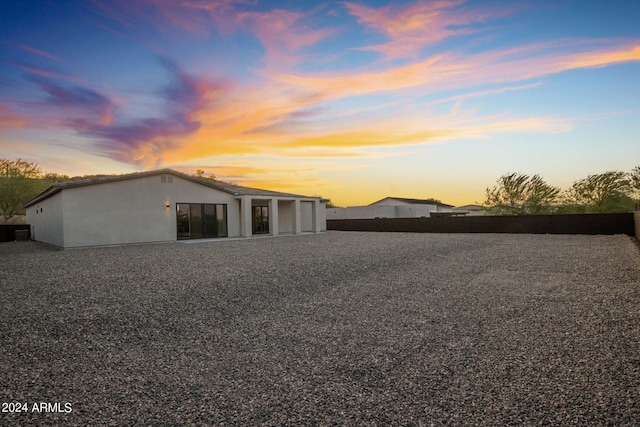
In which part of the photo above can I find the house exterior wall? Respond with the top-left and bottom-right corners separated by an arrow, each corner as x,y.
453,205 -> 486,216
60,174 -> 239,248
325,205 -> 393,220
170,176 -> 241,237
325,207 -> 344,220
278,200 -> 293,234
26,191 -> 65,247
26,171 -> 326,248
318,202 -> 327,231
395,205 -> 435,218
369,197 -> 411,206
327,202 -> 456,220
301,201 -> 314,232
229,199 -> 242,237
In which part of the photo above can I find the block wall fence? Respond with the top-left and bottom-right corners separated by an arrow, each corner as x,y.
0,224 -> 30,243
2,213 -> 640,243
328,213 -> 636,237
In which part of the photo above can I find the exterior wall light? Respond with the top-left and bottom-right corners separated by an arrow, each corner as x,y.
165,202 -> 171,210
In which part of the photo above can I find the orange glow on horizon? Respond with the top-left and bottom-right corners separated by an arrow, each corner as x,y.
2,0 -> 638,208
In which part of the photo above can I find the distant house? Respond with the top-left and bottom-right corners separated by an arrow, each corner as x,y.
453,204 -> 487,216
326,196 -> 456,220
24,169 -> 326,248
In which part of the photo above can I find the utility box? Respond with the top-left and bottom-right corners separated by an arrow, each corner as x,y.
15,229 -> 29,241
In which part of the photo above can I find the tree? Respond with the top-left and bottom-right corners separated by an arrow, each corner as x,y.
423,198 -> 443,204
630,165 -> 640,209
0,158 -> 45,221
484,172 -> 560,215
194,169 -> 216,180
565,171 -> 632,213
313,195 -> 337,208
42,172 -> 71,185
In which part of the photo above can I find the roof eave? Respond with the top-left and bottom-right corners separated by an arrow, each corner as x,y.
23,186 -> 60,208
22,168 -> 325,207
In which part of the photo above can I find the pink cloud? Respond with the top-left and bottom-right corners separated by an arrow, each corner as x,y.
85,0 -> 249,36
267,39 -> 640,104
344,0 -> 514,60
0,105 -> 30,129
9,61 -> 80,81
87,0 -> 335,67
235,8 -> 337,67
91,38 -> 637,168
11,43 -> 60,62
554,44 -> 640,71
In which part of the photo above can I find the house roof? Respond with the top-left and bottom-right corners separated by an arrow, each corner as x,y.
369,197 -> 454,208
455,204 -> 486,210
24,168 -> 324,208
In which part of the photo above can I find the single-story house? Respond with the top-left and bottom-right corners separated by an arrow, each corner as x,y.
24,169 -> 326,248
453,204 -> 487,216
326,196 -> 456,220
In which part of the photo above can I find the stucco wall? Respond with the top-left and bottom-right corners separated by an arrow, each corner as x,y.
370,198 -> 410,206
278,200 -> 294,234
26,191 -> 65,247
300,201 -> 314,232
319,202 -> 327,231
27,172 -> 326,247
326,204 -> 438,220
326,205 -> 396,220
61,174 -> 239,247
395,205 -> 435,218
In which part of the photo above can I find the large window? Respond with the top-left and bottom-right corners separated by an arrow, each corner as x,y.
177,203 -> 228,239
252,206 -> 269,234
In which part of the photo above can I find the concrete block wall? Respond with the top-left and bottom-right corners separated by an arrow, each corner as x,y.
328,213 -> 635,236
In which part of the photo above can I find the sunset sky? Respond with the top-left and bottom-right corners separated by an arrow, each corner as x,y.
1,0 -> 639,206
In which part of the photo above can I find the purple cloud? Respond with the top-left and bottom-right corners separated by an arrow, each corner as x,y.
10,61 -> 79,80
26,74 -> 116,124
73,116 -> 199,164
71,58 -> 216,166
14,57 -> 217,166
160,58 -> 206,112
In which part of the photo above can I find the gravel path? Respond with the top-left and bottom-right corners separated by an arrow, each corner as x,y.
1,232 -> 639,426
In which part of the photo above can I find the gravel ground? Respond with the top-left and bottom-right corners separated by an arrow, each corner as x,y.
1,231 -> 639,426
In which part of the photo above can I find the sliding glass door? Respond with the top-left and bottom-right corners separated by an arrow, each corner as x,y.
252,206 -> 269,234
203,204 -> 217,238
177,203 -> 228,239
177,204 -> 190,239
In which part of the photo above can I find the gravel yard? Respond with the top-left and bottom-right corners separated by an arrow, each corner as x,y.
1,231 -> 639,426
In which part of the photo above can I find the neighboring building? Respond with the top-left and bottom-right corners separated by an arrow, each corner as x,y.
24,169 -> 326,248
326,196 -> 456,220
453,204 -> 487,216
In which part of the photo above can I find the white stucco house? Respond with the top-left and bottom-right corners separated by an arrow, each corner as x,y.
453,204 -> 487,216
326,197 -> 457,220
24,169 -> 326,248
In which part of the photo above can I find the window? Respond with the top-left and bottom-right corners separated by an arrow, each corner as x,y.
176,204 -> 190,239
176,203 -> 228,239
216,204 -> 227,237
252,206 -> 269,234
203,204 -> 216,238
190,203 -> 203,237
